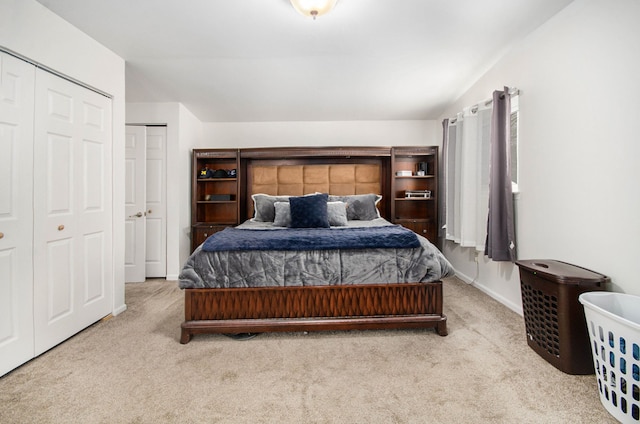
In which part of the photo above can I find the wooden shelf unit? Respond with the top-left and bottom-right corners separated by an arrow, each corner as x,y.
391,146 -> 438,242
191,149 -> 240,252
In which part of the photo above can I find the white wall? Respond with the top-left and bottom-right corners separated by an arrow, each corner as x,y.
126,102 -> 203,277
0,0 -> 127,315
177,104 -> 205,271
124,111 -> 436,275
129,112 -> 436,274
440,0 -> 640,313
203,120 -> 438,148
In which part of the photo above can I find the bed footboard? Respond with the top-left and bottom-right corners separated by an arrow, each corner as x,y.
180,282 -> 447,343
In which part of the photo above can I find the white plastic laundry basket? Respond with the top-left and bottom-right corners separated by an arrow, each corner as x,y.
579,292 -> 640,423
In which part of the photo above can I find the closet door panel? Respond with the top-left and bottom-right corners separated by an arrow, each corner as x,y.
77,94 -> 112,324
46,133 -> 74,236
83,232 -> 105,304
0,52 -> 35,377
124,125 -> 146,282
47,239 -> 74,322
145,126 -> 167,278
33,69 -> 112,356
83,139 -> 104,213
33,72 -> 79,354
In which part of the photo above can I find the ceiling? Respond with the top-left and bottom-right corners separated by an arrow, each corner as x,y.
36,0 -> 573,122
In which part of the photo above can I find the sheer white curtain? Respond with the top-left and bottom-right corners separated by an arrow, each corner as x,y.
444,103 -> 492,251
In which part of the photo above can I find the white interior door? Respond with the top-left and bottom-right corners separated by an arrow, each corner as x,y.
124,125 -> 146,282
0,52 -> 35,376
32,68 -> 113,356
144,126 -> 167,278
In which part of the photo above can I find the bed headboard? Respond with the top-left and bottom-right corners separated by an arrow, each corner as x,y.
251,164 -> 381,195
240,148 -> 391,221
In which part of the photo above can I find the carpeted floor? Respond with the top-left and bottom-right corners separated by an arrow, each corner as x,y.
0,277 -> 616,423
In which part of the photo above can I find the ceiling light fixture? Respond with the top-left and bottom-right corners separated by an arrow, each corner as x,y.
290,0 -> 338,20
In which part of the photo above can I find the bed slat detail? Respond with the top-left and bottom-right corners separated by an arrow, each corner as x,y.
180,283 -> 446,343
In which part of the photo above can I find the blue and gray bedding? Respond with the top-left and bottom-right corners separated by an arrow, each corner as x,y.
201,225 -> 421,252
178,218 -> 454,289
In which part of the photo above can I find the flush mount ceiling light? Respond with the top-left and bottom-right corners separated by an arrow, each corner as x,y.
290,0 -> 338,20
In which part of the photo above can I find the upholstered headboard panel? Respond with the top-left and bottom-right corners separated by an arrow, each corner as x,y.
251,164 -> 381,195
247,164 -> 382,218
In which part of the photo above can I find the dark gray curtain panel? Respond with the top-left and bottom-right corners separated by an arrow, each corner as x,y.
484,87 -> 516,261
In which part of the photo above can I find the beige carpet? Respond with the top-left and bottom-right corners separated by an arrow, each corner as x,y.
0,277 -> 616,424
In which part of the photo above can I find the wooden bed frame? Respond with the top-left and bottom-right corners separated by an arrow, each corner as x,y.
180,147 -> 447,343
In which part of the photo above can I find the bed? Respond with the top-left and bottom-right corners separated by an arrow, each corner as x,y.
178,156 -> 454,343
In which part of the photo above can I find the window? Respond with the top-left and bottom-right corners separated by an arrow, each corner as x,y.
443,89 -> 519,252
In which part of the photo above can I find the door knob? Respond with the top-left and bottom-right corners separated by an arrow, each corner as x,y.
129,212 -> 143,218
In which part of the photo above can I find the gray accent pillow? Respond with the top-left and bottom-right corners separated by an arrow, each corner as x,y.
327,201 -> 348,226
274,201 -> 347,227
252,194 -> 290,222
328,194 -> 381,220
273,202 -> 291,227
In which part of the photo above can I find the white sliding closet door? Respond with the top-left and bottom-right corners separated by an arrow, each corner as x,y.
124,125 -> 146,282
33,69 -> 113,356
0,52 -> 35,376
144,126 -> 166,278
124,125 -> 167,281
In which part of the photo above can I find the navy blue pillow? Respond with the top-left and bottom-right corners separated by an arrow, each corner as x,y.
289,193 -> 330,228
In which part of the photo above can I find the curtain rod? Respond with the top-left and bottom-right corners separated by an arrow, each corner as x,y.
448,87 -> 520,123
484,87 -> 520,105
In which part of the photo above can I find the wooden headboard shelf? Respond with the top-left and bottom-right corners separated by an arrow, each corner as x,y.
190,146 -> 439,251
240,146 -> 392,159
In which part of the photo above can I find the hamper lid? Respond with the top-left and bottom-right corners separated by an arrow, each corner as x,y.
515,259 -> 610,285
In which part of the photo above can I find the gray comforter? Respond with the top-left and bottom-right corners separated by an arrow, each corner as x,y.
178,218 -> 454,289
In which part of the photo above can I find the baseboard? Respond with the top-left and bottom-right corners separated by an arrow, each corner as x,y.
166,273 -> 179,281
453,269 -> 523,317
